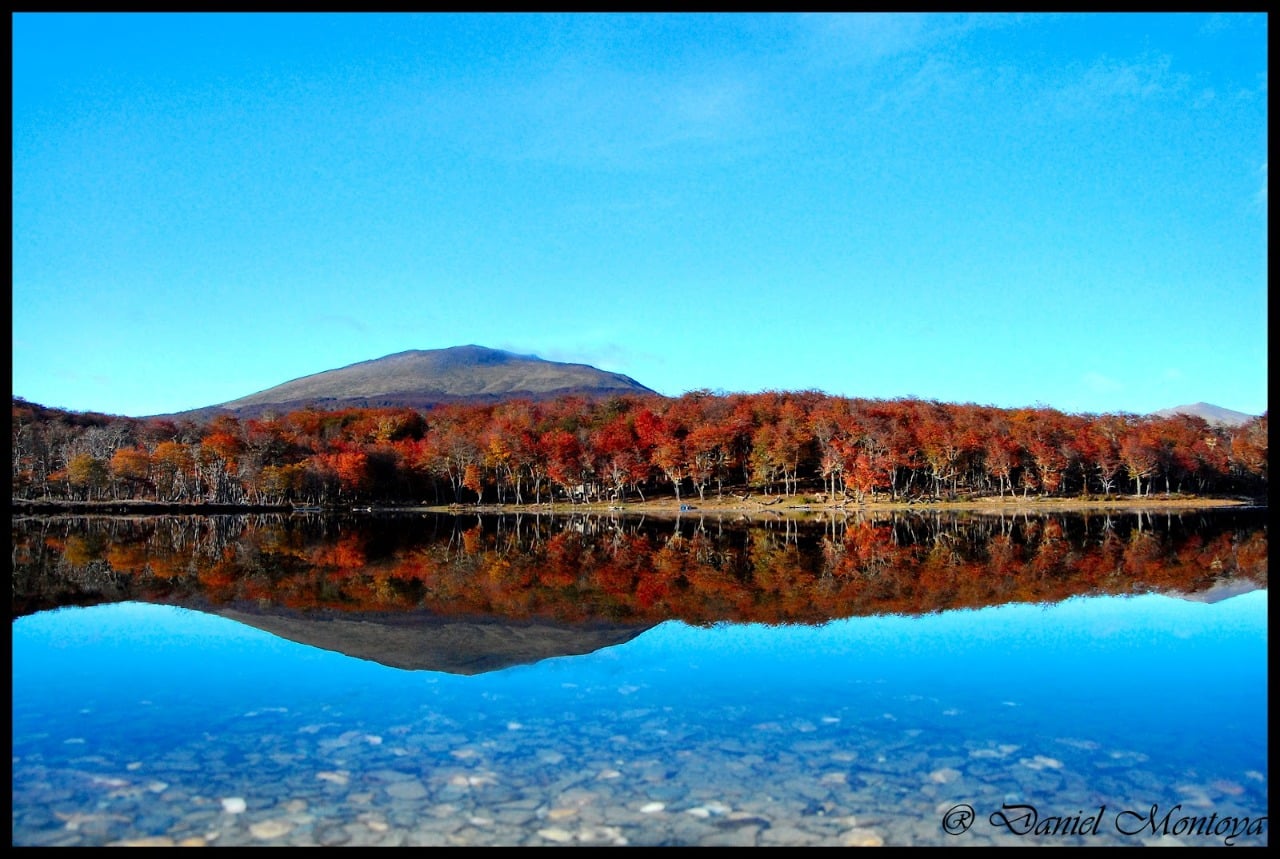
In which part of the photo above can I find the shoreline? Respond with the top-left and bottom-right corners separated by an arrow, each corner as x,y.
10,494 -> 1264,519
418,494 -> 1262,518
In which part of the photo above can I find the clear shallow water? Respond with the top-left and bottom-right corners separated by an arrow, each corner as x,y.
12,590 -> 1269,846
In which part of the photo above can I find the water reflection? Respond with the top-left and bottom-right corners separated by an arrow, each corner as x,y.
10,509 -> 1270,846
12,508 -> 1269,629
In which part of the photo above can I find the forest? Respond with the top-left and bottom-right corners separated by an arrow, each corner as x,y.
10,391 -> 1269,508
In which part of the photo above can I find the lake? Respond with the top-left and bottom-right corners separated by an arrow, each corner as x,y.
11,508 -> 1269,846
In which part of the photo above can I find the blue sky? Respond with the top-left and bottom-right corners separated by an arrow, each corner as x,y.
12,12 -> 1268,419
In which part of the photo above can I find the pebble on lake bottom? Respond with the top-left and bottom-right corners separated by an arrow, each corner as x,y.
11,692 -> 1269,848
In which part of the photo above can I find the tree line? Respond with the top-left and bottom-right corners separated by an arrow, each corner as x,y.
11,391 -> 1269,507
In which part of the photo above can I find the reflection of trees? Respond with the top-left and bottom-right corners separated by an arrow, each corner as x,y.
12,510 -> 1269,624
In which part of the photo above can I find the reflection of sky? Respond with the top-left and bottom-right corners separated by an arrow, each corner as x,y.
559,592 -> 1269,753
13,591 -> 1268,777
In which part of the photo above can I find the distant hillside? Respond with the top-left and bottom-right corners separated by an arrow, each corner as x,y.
1168,579 -> 1264,605
1151,402 -> 1259,428
163,345 -> 658,419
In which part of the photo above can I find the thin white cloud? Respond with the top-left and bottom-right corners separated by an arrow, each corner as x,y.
53,368 -> 113,388
1050,53 -> 1189,119
310,314 -> 370,333
394,14 -> 1018,168
865,55 -> 978,117
499,340 -> 659,380
1198,14 -> 1232,36
1198,13 -> 1263,37
796,12 -> 1017,72
800,12 -> 932,66
405,56 -> 765,171
1081,372 -> 1124,394
503,64 -> 762,167
791,14 -> 1028,123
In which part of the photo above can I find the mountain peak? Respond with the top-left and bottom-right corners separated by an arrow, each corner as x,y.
1151,402 -> 1258,428
202,345 -> 657,418
389,345 -> 536,369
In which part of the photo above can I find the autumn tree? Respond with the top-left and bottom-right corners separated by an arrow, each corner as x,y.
687,421 -> 735,501
634,407 -> 687,501
1119,420 -> 1159,497
676,392 -> 736,501
984,432 -> 1020,499
1229,415 -> 1268,486
591,413 -> 650,502
415,406 -> 486,503
152,441 -> 195,501
9,390 -> 1257,508
1024,410 -> 1070,496
258,462 -> 307,504
109,447 -> 153,499
461,461 -> 485,503
1079,415 -> 1127,496
66,452 -> 109,500
541,428 -> 586,502
809,396 -> 852,499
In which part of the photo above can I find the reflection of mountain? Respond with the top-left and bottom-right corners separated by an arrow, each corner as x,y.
11,509 -> 1269,627
214,606 -> 653,675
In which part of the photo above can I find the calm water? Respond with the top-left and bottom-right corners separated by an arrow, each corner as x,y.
11,509 -> 1269,846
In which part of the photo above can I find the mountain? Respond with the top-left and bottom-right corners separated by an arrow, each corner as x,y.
1168,578 -> 1264,605
1151,402 -> 1259,428
168,345 -> 658,419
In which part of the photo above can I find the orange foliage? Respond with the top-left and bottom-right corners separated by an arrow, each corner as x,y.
15,508 -> 1268,625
